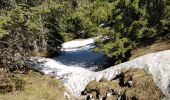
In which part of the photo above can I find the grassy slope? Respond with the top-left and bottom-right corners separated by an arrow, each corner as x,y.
0,71 -> 65,100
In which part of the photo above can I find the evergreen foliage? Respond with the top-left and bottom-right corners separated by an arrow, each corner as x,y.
0,0 -> 64,71
92,0 -> 170,64
0,0 -> 169,71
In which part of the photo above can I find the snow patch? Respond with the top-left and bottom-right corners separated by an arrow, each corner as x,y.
29,38 -> 170,99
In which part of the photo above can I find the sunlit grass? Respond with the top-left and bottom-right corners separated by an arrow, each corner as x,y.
0,71 -> 65,100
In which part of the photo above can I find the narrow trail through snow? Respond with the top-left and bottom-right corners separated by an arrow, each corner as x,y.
29,38 -> 170,99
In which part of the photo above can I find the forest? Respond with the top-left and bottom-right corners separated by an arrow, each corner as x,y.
0,0 -> 170,99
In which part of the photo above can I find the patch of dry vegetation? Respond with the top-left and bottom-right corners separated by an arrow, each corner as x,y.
0,70 -> 65,100
122,69 -> 164,100
0,69 -> 25,94
83,68 -> 164,100
130,38 -> 170,59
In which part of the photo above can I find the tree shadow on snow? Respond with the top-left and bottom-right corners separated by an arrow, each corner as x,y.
53,43 -> 108,70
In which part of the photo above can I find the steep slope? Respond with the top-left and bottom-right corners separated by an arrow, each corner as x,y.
29,38 -> 170,99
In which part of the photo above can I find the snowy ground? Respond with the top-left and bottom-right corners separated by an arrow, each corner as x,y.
29,38 -> 170,99
29,38 -> 108,95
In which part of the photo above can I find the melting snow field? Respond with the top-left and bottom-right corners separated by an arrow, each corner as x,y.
29,38 -> 170,99
29,38 -> 108,96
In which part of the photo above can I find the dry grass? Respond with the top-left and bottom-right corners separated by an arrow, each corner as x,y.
84,68 -> 164,100
130,39 -> 170,59
0,69 -> 25,94
122,68 -> 164,100
0,71 -> 65,100
85,80 -> 120,96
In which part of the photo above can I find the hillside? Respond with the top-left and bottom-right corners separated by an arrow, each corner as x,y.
29,38 -> 170,100
0,0 -> 170,100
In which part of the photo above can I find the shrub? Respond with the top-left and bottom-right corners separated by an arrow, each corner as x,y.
0,1 -> 64,72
